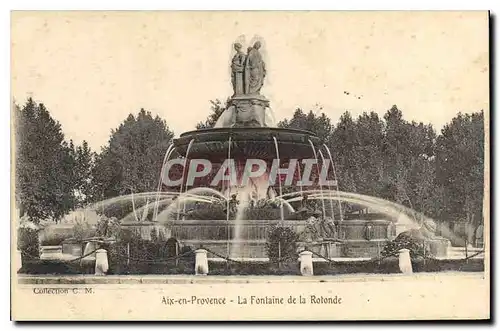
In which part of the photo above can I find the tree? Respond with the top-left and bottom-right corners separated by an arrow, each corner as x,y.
91,109 -> 174,201
382,229 -> 430,260
329,111 -> 359,193
435,111 -> 484,225
266,225 -> 299,263
90,148 -> 122,201
380,106 -> 439,216
356,112 -> 385,196
271,102 -> 485,229
73,140 -> 94,207
278,107 -> 335,195
14,98 -> 76,223
331,111 -> 386,196
278,107 -> 333,142
196,99 -> 228,129
381,105 -> 408,203
404,122 -> 440,220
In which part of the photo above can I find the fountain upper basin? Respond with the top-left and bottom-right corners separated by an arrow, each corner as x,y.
173,127 -> 323,159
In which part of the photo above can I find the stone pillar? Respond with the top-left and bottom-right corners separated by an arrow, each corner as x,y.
14,249 -> 22,272
95,249 -> 109,276
195,249 -> 209,275
299,251 -> 314,276
398,249 -> 412,275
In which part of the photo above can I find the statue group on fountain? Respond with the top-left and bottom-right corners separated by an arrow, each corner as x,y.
231,41 -> 266,97
296,193 -> 339,242
213,40 -> 269,128
228,194 -> 240,218
304,215 -> 338,240
293,194 -> 321,219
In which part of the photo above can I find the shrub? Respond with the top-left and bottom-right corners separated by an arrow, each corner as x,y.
150,227 -> 158,242
106,238 -> 195,274
17,227 -> 40,261
117,227 -> 141,243
96,215 -> 120,238
266,225 -> 299,263
207,261 -> 300,275
382,229 -> 432,260
179,245 -> 195,262
107,236 -> 194,271
73,221 -> 96,241
39,231 -> 72,246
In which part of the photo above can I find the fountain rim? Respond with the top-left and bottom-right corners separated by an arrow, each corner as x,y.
119,219 -> 394,225
177,127 -> 321,139
172,127 -> 324,159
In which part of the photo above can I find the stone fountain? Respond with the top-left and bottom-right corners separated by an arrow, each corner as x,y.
154,38 -> 450,260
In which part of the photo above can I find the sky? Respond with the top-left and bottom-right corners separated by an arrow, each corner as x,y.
11,11 -> 489,151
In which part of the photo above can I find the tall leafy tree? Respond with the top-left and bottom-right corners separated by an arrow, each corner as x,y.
283,105 -> 446,220
351,112 -> 385,196
91,149 -> 122,201
329,111 -> 359,193
252,102 -> 485,228
278,107 -> 333,142
91,109 -> 174,201
381,106 -> 439,217
73,140 -> 94,206
435,111 -> 484,225
382,105 -> 408,201
277,107 -> 334,195
14,98 -> 75,223
403,121 -> 439,219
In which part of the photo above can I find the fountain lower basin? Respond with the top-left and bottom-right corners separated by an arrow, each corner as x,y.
173,127 -> 322,159
124,219 -> 399,259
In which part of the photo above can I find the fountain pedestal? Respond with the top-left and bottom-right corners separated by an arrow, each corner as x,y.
215,95 -> 272,128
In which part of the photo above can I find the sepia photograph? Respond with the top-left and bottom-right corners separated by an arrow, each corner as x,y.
10,10 -> 490,321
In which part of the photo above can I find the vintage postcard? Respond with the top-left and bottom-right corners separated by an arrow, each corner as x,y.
10,11 -> 490,321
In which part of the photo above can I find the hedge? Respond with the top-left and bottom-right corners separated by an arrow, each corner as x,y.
18,260 -> 94,275
19,257 -> 483,275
